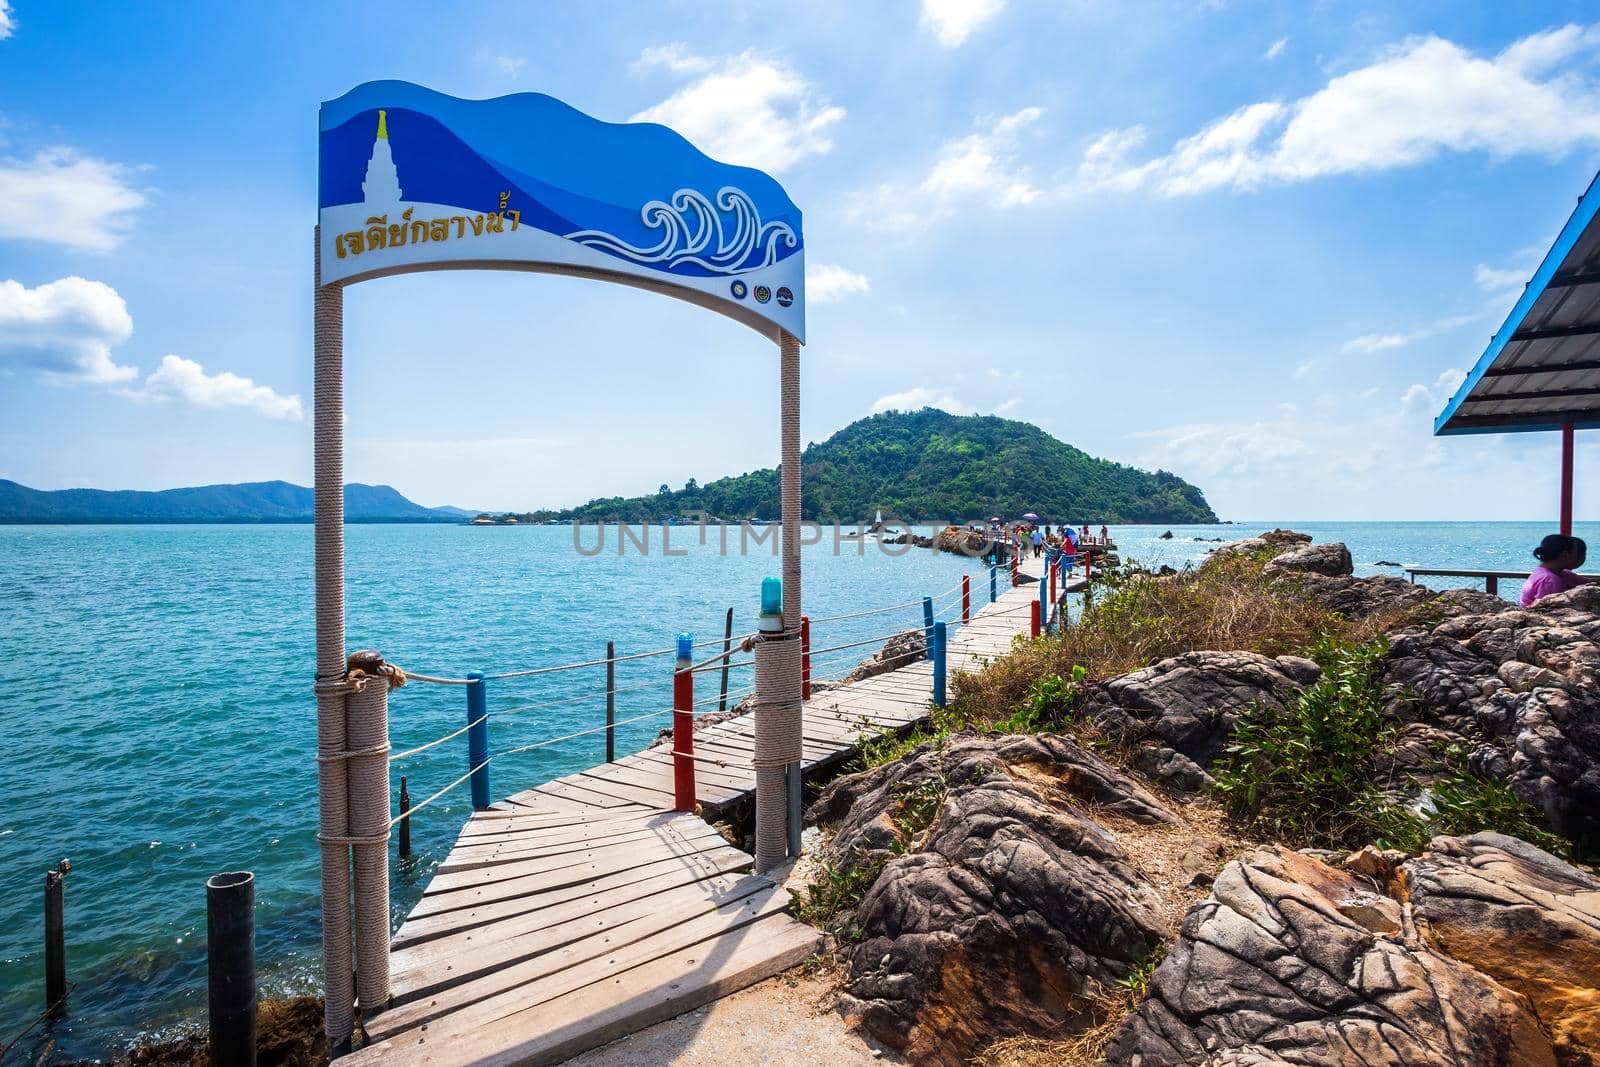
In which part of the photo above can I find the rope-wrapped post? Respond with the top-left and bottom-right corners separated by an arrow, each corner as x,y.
777,330 -> 805,861
345,652 -> 392,1019
752,578 -> 802,872
1012,546 -> 1020,588
311,228 -> 354,1051
467,673 -> 491,810
673,634 -> 695,812
922,597 -> 934,661
962,574 -> 971,624
932,622 -> 947,709
800,616 -> 812,701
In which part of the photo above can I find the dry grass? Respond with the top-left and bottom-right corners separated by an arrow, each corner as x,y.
952,550 -> 1429,728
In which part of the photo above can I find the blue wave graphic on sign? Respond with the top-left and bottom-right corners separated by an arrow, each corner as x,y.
319,82 -> 804,279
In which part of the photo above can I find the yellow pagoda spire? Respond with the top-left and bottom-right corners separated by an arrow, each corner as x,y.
376,109 -> 388,141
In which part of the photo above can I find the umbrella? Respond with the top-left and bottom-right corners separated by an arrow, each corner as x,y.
990,516 -> 1002,523
1023,512 -> 1040,522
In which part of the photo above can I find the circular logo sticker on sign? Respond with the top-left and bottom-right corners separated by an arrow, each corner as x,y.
775,286 -> 794,308
754,285 -> 772,304
730,280 -> 748,299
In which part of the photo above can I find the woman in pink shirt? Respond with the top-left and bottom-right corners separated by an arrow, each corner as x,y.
1520,535 -> 1591,606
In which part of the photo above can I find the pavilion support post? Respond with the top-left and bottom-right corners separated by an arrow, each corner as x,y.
312,228 -> 355,1053
1561,420 -> 1575,537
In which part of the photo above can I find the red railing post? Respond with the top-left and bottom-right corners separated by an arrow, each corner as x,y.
961,574 -> 971,623
1086,549 -> 1093,582
1011,544 -> 1020,588
672,634 -> 695,812
1561,420 -> 1575,537
1049,558 -> 1057,605
1030,599 -> 1041,638
801,615 -> 812,701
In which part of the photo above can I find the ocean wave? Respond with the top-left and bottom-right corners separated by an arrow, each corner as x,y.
566,186 -> 798,276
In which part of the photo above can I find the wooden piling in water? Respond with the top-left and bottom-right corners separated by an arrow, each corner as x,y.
397,777 -> 411,859
44,859 -> 68,1017
605,641 -> 616,763
718,608 -> 733,713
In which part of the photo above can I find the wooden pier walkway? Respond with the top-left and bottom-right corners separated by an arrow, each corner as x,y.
349,567 -> 1074,1066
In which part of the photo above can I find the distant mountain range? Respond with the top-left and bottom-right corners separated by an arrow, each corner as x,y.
496,409 -> 1218,525
0,480 -> 471,524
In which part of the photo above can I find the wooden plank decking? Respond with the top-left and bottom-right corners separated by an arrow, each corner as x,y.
348,569 -> 1070,1066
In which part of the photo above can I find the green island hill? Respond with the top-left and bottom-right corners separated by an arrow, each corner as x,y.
490,409 -> 1217,525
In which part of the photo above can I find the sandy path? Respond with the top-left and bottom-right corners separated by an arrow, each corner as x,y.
563,968 -> 900,1066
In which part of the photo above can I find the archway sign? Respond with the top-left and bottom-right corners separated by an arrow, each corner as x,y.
311,80 -> 808,1050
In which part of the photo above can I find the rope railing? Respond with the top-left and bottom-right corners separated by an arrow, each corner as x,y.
496,706 -> 676,758
391,714 -> 486,763
388,759 -> 490,826
386,566 -> 1017,838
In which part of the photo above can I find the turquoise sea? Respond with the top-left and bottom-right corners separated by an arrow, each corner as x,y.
1,519 -> 1595,1058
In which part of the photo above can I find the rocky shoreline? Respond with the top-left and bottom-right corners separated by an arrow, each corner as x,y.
797,530 -> 1600,1065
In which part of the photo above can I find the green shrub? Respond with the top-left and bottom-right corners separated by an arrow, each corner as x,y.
1214,635 -> 1568,855
1212,636 -> 1419,849
789,846 -> 896,938
1426,771 -> 1569,858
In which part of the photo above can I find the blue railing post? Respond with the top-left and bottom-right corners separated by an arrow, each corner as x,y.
922,596 -> 935,660
466,671 -> 491,810
990,564 -> 998,603
1039,576 -> 1049,632
932,621 -> 947,708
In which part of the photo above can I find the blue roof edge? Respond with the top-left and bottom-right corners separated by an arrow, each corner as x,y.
1434,168 -> 1600,436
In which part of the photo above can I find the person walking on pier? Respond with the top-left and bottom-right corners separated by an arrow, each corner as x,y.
1030,526 -> 1044,559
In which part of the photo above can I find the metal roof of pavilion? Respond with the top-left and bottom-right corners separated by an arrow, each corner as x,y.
1436,169 -> 1600,436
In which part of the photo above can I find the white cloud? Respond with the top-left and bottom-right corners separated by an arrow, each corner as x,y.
125,355 -> 303,421
1082,25 -> 1600,196
921,107 -> 1044,207
631,42 -> 714,77
0,1 -> 14,40
921,0 -> 1005,47
808,263 -> 870,303
1264,37 -> 1288,60
1474,262 -> 1528,293
1340,312 -> 1481,353
1400,367 -> 1468,415
870,387 -> 975,416
0,276 -> 301,419
492,55 -> 526,78
0,149 -> 145,251
0,276 -> 136,383
630,50 -> 843,172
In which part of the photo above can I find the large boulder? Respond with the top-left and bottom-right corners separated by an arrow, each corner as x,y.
1078,651 -> 1320,791
1405,832 -> 1600,1066
1381,586 -> 1600,848
1105,842 -> 1568,1065
815,734 -> 1175,1064
1264,540 -> 1354,578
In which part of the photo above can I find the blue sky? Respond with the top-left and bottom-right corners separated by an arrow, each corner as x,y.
1,1 -> 1599,520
